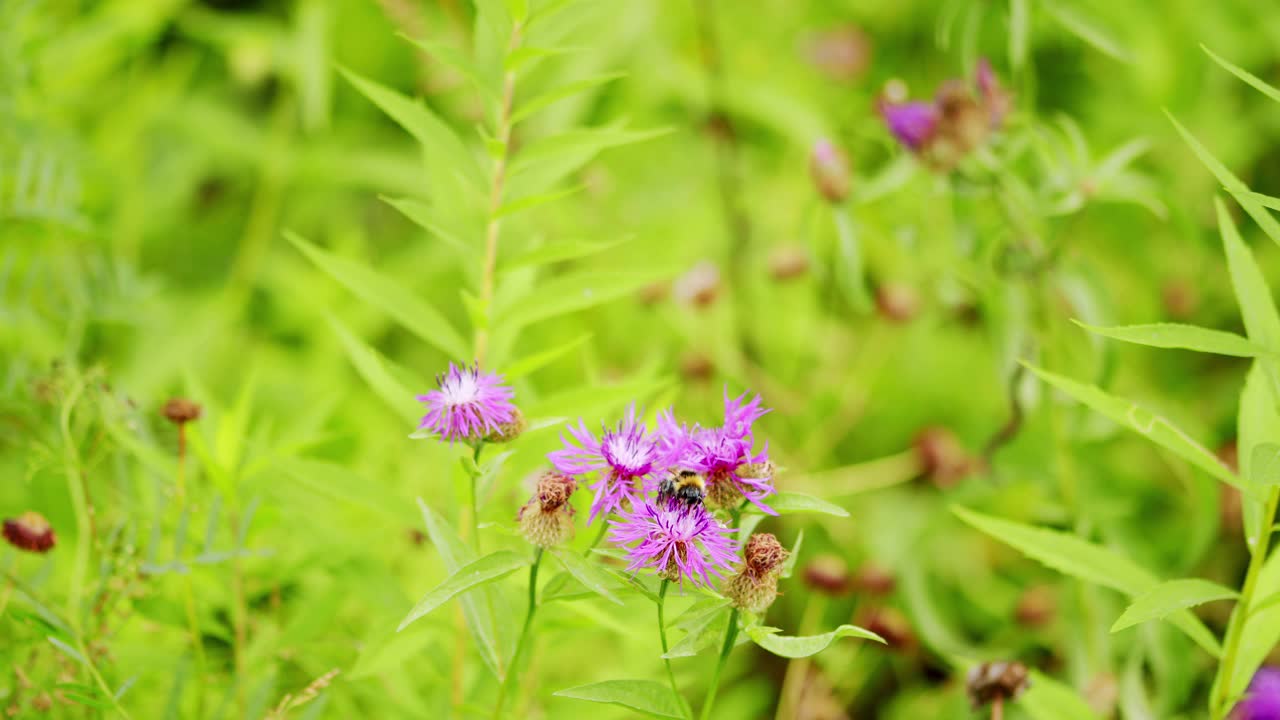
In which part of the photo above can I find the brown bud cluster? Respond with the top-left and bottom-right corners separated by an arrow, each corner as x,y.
913,426 -> 976,488
965,661 -> 1031,709
856,606 -> 915,651
3,512 -> 56,554
852,563 -> 896,597
518,471 -> 577,548
727,533 -> 790,614
802,554 -> 850,596
810,139 -> 851,204
162,398 -> 203,425
485,407 -> 527,444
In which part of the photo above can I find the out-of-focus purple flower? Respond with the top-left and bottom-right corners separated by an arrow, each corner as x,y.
609,501 -> 738,588
549,404 -> 665,524
810,138 -> 852,203
1235,667 -> 1280,720
878,100 -> 939,151
657,390 -> 776,513
976,58 -> 1012,128
416,363 -> 516,443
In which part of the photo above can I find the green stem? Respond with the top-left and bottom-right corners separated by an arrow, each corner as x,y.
657,580 -> 687,715
583,517 -> 611,557
700,607 -> 739,720
1215,487 -> 1280,718
471,442 -> 485,552
58,376 -> 90,632
493,548 -> 542,719
832,206 -> 871,312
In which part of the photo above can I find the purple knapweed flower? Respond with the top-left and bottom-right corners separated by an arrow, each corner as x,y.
549,404 -> 666,524
416,363 -> 517,443
1235,667 -> 1280,720
657,390 -> 777,513
609,500 -> 738,588
878,100 -> 939,151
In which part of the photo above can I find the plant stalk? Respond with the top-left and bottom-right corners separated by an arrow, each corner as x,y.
700,607 -> 739,720
657,579 -> 687,715
1215,486 -> 1280,718
493,548 -> 543,719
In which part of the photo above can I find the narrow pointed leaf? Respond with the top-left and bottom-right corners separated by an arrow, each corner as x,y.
553,680 -> 686,719
398,551 -> 529,630
1075,321 -> 1271,358
1252,444 -> 1280,487
746,492 -> 849,518
511,73 -> 625,125
499,238 -> 629,272
1218,199 -> 1280,350
745,623 -> 885,658
548,548 -> 624,605
502,334 -> 590,379
380,196 -> 471,255
1202,46 -> 1280,104
1169,114 -> 1280,248
1111,578 -> 1237,633
1020,670 -> 1102,720
662,607 -> 728,659
327,316 -> 424,424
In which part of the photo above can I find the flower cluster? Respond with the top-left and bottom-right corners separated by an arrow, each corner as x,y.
657,390 -> 776,513
879,58 -> 1012,171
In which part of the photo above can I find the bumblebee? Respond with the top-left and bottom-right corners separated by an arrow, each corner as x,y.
658,469 -> 707,507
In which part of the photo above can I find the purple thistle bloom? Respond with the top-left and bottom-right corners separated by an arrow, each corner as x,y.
416,363 -> 516,442
879,100 -> 939,151
549,404 -> 666,524
656,390 -> 777,514
1236,668 -> 1280,720
609,500 -> 738,588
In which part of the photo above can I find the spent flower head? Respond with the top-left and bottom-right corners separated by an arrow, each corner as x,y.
550,404 -> 666,524
416,363 -> 517,443
518,471 -> 578,548
3,511 -> 55,554
878,58 -> 1011,170
727,533 -> 790,614
966,661 -> 1031,709
609,500 -> 737,589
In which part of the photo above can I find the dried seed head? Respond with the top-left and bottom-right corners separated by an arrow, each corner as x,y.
518,471 -> 577,548
913,426 -> 974,488
743,533 -> 788,578
162,398 -> 203,425
874,282 -> 920,323
485,407 -> 527,444
674,262 -> 721,308
802,554 -> 850,596
810,139 -> 852,204
852,562 -> 896,597
1014,585 -> 1056,628
3,512 -> 56,554
965,661 -> 1031,709
768,245 -> 810,282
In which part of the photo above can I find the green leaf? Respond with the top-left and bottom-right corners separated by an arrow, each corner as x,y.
1008,0 -> 1029,70
511,73 -> 625,125
502,334 -> 590,380
745,623 -> 885,658
507,124 -> 672,198
1239,364 -> 1279,548
495,185 -> 584,218
548,548 -> 624,605
497,269 -> 676,331
1110,578 -> 1237,633
416,499 -> 510,678
1169,114 -> 1280,249
553,680 -> 686,719
1075,321 -> 1272,358
1202,45 -> 1280,104
401,35 -> 498,102
1043,1 -> 1132,62
663,606 -> 728,659
747,492 -> 849,518
504,45 -> 575,74
1218,198 -> 1280,351
499,238 -> 629,272
338,66 -> 481,187
380,196 -> 471,255
291,232 -> 469,359
953,506 -> 1223,657
327,316 -> 423,425
1252,444 -> 1280,487
398,551 -> 529,630
1020,670 -> 1101,720
1025,364 -> 1242,490
1224,549 -> 1280,700
779,530 -> 803,579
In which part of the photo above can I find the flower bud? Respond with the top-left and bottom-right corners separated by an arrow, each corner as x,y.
810,139 -> 851,204
965,661 -> 1031,709
727,533 -> 790,614
856,606 -> 915,651
768,245 -> 810,282
485,407 -> 527,444
680,352 -> 714,383
852,562 -> 896,597
1162,279 -> 1200,321
638,281 -> 670,306
674,262 -> 721,308
802,554 -> 850,596
874,282 -> 920,324
1014,585 -> 1056,628
518,471 -> 577,548
162,398 -> 203,425
913,426 -> 974,488
3,512 -> 56,553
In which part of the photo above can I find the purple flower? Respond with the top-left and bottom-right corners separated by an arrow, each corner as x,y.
878,100 -> 939,151
976,58 -> 1012,128
609,501 -> 738,588
416,363 -> 516,442
549,404 -> 666,524
656,390 -> 777,513
1236,668 -> 1280,720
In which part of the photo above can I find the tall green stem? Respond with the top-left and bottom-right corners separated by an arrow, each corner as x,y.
832,206 -> 871,312
493,548 -> 542,719
471,442 -> 485,552
657,580 -> 686,714
700,607 -> 739,720
1215,487 -> 1280,718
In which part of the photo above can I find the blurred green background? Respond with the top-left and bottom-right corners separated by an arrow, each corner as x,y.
5,0 -> 1280,717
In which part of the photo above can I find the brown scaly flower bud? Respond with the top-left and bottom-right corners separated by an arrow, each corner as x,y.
852,563 -> 896,597
674,262 -> 721,309
875,282 -> 920,324
966,661 -> 1031,709
518,471 -> 577,548
769,245 -> 811,282
803,554 -> 850,596
914,426 -> 974,488
484,407 -> 527,444
856,606 -> 915,651
162,398 -> 203,425
810,139 -> 852,204
1014,585 -> 1056,628
727,533 -> 790,614
3,512 -> 56,553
